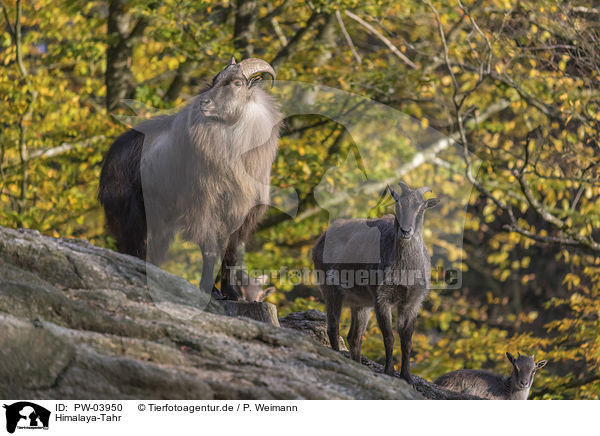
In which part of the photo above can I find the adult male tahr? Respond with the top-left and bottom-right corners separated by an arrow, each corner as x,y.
98,58 -> 282,299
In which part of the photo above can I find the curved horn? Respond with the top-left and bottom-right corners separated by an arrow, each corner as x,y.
417,186 -> 432,196
239,58 -> 276,83
397,181 -> 410,194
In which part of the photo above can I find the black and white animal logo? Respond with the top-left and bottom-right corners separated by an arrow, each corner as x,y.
3,402 -> 50,433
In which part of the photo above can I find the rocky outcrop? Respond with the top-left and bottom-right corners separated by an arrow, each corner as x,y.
280,310 -> 482,400
347,352 -> 482,400
0,227 -> 421,400
280,309 -> 348,351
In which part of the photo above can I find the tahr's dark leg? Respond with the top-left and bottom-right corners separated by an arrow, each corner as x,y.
375,301 -> 395,375
219,233 -> 243,301
348,306 -> 371,362
220,205 -> 267,300
200,236 -> 222,299
399,318 -> 416,382
325,290 -> 343,351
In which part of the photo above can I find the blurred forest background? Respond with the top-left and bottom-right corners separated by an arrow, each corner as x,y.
1,0 -> 599,399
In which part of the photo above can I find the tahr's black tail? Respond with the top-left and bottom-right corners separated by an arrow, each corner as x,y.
98,129 -> 147,260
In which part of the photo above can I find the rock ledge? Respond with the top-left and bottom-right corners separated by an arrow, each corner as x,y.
0,227 -> 421,400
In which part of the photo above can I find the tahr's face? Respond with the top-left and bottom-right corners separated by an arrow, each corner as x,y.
390,183 -> 439,241
394,192 -> 423,240
198,62 -> 266,125
507,352 -> 547,390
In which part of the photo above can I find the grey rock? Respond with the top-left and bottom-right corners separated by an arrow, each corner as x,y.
280,310 -> 482,400
280,309 -> 348,351
0,226 -> 420,400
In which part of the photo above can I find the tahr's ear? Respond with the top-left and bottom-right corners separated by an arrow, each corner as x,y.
506,352 -> 516,365
425,198 -> 440,209
535,360 -> 547,370
263,286 -> 276,298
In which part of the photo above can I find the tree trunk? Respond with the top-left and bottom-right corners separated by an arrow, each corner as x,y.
105,0 -> 149,111
219,301 -> 280,327
164,59 -> 197,102
233,0 -> 258,58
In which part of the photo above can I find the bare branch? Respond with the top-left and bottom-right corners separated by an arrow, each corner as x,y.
0,0 -> 15,38
14,0 -> 27,77
424,0 -> 458,99
260,0 -> 291,23
335,10 -> 361,64
457,0 -> 492,74
344,10 -> 416,70
513,170 -> 566,229
571,6 -> 600,14
503,224 -> 590,248
277,100 -> 510,226
270,16 -> 288,46
2,0 -> 28,77
2,136 -> 105,172
424,0 -> 600,254
270,11 -> 322,69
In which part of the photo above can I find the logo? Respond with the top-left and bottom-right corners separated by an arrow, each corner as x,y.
2,402 -> 50,434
